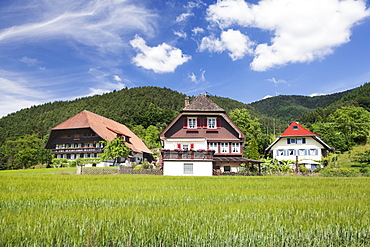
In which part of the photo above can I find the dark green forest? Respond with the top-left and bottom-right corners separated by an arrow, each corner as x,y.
0,83 -> 369,169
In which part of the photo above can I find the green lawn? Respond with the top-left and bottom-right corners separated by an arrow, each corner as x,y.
0,171 -> 369,246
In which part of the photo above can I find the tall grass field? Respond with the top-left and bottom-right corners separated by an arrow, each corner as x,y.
0,169 -> 369,246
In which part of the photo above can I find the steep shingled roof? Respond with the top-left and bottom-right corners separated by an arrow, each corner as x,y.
182,94 -> 225,112
51,110 -> 151,154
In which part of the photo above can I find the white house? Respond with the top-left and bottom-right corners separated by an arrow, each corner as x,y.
160,94 -> 263,176
265,122 -> 331,169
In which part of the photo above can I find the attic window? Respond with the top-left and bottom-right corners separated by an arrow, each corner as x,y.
293,126 -> 299,130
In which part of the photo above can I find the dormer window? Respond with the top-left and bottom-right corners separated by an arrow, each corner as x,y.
207,118 -> 216,129
293,125 -> 299,130
188,118 -> 197,129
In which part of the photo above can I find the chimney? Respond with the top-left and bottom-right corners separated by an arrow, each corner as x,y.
185,96 -> 189,107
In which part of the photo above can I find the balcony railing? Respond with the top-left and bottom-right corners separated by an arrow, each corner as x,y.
52,148 -> 102,154
161,150 -> 214,161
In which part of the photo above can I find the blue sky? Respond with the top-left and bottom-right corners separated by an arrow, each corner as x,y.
0,0 -> 369,118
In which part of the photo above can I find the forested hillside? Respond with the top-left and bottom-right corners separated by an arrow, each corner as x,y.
250,82 -> 370,124
250,91 -> 347,122
300,82 -> 370,124
0,86 -> 276,146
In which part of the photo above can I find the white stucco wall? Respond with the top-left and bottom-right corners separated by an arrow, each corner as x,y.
163,138 -> 207,150
271,137 -> 324,161
163,161 -> 213,176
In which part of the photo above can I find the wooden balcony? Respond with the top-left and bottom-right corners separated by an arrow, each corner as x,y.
161,150 -> 214,161
52,148 -> 102,154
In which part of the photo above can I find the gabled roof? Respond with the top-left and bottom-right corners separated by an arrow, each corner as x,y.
281,122 -> 317,137
160,95 -> 244,139
265,122 -> 331,152
51,110 -> 151,154
182,94 -> 225,112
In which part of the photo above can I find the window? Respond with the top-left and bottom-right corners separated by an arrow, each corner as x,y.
207,118 -> 216,129
287,138 -> 306,144
299,149 -> 305,155
232,143 -> 240,153
310,149 -> 318,155
224,166 -> 231,172
188,118 -> 197,129
184,163 -> 193,174
277,150 -> 284,156
289,149 -> 295,155
209,143 -> 218,152
220,143 -> 229,153
293,125 -> 299,130
183,144 -> 189,150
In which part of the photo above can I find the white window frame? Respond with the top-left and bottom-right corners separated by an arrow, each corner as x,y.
209,143 -> 218,152
220,143 -> 229,153
188,118 -> 197,129
232,143 -> 240,153
207,118 -> 216,129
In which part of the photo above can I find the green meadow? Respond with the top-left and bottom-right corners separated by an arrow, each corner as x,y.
0,169 -> 369,246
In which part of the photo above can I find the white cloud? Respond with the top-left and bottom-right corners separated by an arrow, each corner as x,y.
0,76 -> 48,117
192,27 -> 204,35
87,81 -> 126,97
130,35 -> 191,73
113,75 -> 122,82
174,30 -> 187,39
262,95 -> 273,100
266,77 -> 289,86
199,29 -> 254,60
188,69 -> 206,83
0,0 -> 156,53
206,0 -> 370,71
309,92 -> 326,97
176,13 -> 194,22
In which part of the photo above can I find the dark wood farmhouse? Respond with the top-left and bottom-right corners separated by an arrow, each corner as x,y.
45,110 -> 152,166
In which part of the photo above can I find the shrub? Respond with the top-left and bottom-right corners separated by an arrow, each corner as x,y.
319,168 -> 360,177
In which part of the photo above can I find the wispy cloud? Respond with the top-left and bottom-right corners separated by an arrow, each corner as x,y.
130,35 -> 191,73
266,77 -> 289,86
205,0 -> 370,71
0,0 -> 156,53
188,69 -> 206,83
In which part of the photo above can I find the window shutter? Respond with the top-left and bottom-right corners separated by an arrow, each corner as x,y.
315,149 -> 318,155
197,118 -> 201,128
203,118 -> 207,128
190,143 -> 194,149
276,150 -> 279,156
217,118 -> 221,128
304,149 -> 307,155
183,117 -> 187,128
302,138 -> 306,144
177,143 -> 181,149
287,138 -> 291,144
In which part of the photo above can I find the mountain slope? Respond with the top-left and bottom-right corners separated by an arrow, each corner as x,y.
0,87 -> 270,145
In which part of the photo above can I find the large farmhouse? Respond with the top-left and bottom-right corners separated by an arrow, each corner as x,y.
45,110 -> 152,166
160,94 -> 263,176
265,122 -> 331,169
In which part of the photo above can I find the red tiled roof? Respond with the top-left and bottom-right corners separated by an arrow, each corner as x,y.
281,122 -> 317,137
52,110 -> 151,154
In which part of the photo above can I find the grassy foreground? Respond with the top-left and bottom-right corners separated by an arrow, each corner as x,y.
0,169 -> 369,246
